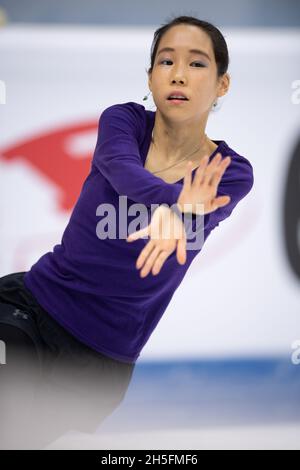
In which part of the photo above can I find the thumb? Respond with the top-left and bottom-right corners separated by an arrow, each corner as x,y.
215,195 -> 231,208
176,237 -> 187,265
127,226 -> 150,242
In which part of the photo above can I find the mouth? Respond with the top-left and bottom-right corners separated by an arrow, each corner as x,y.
166,92 -> 189,104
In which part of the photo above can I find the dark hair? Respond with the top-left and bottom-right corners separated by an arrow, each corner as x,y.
146,15 -> 229,79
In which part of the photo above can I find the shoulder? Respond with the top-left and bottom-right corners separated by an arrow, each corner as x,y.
100,101 -> 148,126
99,101 -> 148,141
219,140 -> 254,198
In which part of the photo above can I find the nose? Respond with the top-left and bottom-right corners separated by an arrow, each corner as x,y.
172,77 -> 186,85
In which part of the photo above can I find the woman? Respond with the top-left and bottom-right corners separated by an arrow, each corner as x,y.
0,16 -> 254,449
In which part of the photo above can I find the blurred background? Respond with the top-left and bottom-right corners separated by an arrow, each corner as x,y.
0,0 -> 300,450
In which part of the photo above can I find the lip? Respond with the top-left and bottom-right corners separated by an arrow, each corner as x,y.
167,99 -> 189,105
166,90 -> 189,100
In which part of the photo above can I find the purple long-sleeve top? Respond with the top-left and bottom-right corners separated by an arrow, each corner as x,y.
24,101 -> 254,363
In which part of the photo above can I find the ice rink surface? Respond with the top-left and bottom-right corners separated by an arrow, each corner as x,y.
45,358 -> 300,450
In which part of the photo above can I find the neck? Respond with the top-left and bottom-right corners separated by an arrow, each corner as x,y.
151,111 -> 211,164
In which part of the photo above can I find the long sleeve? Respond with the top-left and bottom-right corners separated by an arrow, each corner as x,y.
92,103 -> 182,209
203,154 -> 254,231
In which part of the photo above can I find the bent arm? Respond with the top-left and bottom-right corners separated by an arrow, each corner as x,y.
92,104 -> 182,208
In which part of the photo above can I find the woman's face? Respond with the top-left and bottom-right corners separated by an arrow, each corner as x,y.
148,24 -> 229,121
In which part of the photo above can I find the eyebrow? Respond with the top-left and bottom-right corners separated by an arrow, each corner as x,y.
157,47 -> 211,61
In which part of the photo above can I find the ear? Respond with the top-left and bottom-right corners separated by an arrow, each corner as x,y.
148,70 -> 152,92
217,73 -> 230,99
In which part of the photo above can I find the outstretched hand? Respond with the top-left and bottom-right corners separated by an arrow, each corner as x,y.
126,152 -> 232,278
177,152 -> 232,215
126,205 -> 187,278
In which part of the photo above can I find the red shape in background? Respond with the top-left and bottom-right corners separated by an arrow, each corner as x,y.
0,119 -> 98,211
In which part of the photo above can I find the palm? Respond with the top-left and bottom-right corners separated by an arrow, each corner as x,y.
126,205 -> 187,278
177,152 -> 232,215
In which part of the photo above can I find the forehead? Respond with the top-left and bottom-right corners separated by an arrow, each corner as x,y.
158,24 -> 213,57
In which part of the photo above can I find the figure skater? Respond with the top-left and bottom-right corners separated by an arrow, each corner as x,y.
0,15 -> 254,449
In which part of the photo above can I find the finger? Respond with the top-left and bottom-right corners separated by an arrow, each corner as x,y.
127,226 -> 150,242
152,250 -> 170,276
208,156 -> 231,187
193,154 -> 210,186
182,160 -> 195,193
136,240 -> 155,269
208,195 -> 231,213
216,155 -> 231,175
209,152 -> 224,168
214,195 -> 231,208
140,245 -> 161,278
201,152 -> 223,185
176,238 -> 187,265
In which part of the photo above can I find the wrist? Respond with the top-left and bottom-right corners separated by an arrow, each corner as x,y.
171,203 -> 194,222
175,202 -> 194,217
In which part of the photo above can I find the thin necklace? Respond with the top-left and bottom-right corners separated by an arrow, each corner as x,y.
149,130 -> 208,174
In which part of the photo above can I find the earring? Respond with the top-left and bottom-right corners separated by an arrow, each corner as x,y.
143,91 -> 152,101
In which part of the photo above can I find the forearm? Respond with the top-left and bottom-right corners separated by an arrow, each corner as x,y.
95,148 -> 183,208
93,106 -> 183,208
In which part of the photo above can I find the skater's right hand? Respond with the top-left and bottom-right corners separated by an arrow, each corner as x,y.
126,205 -> 187,278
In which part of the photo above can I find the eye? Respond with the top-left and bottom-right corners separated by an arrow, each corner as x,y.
160,59 -> 206,67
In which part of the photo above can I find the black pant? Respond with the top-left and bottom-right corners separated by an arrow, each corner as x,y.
0,272 -> 135,449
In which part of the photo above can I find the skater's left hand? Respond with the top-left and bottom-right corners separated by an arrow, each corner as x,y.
126,205 -> 187,278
